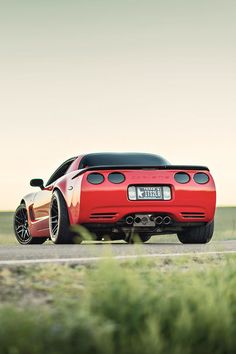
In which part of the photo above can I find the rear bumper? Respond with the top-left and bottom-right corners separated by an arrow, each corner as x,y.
68,169 -> 216,225
79,205 -> 214,223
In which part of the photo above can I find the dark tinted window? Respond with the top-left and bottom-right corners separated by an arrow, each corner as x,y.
79,153 -> 169,168
46,157 -> 76,185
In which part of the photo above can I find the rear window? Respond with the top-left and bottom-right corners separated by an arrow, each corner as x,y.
79,153 -> 169,168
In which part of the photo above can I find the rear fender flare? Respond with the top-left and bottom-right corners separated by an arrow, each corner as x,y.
52,180 -> 79,225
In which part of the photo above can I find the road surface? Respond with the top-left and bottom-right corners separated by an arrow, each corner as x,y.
0,240 -> 236,265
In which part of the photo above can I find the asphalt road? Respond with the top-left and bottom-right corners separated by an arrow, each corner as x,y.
0,240 -> 236,265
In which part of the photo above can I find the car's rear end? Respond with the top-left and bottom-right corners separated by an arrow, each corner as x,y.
73,163 -> 216,243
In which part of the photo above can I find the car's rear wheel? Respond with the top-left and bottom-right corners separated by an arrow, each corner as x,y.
49,190 -> 80,244
124,232 -> 151,244
177,220 -> 214,244
14,204 -> 47,245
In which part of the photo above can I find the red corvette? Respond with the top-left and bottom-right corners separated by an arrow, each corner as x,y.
14,153 -> 216,245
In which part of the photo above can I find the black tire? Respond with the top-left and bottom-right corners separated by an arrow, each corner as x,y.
14,204 -> 47,245
49,190 -> 79,244
124,233 -> 151,244
177,220 -> 214,244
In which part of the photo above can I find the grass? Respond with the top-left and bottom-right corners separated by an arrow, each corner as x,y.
0,255 -> 236,354
0,207 -> 236,244
0,208 -> 236,353
0,212 -> 15,245
213,207 -> 236,240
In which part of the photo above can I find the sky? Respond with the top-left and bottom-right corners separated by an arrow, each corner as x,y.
0,0 -> 235,210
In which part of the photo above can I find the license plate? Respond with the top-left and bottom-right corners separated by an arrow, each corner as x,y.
136,186 -> 163,200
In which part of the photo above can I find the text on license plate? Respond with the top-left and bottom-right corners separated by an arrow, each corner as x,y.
137,186 -> 162,200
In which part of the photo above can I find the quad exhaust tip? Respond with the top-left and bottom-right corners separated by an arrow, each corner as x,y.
126,216 -> 134,225
155,216 -> 163,225
134,216 -> 141,224
163,216 -> 171,225
126,215 -> 172,226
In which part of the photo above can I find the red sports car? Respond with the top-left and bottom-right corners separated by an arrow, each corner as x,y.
14,153 -> 216,245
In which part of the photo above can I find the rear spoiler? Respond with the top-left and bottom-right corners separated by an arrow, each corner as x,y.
72,165 -> 209,179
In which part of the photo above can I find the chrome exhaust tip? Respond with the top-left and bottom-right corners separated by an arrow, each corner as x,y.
155,216 -> 163,225
163,216 -> 171,225
126,216 -> 134,225
141,216 -> 149,225
134,216 -> 141,224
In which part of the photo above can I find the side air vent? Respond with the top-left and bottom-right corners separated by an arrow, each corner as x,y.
89,212 -> 118,220
181,212 -> 205,219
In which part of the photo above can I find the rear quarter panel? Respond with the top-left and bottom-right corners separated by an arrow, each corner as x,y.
53,171 -> 84,225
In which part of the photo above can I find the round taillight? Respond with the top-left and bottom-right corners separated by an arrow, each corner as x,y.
108,172 -> 125,184
87,173 -> 104,184
193,172 -> 209,184
174,172 -> 190,184
175,172 -> 190,183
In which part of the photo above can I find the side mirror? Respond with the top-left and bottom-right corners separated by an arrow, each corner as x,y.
30,179 -> 44,189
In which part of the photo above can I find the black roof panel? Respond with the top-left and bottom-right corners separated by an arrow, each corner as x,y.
79,153 -> 169,168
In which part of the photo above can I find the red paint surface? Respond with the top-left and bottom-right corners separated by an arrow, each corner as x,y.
22,156 -> 216,237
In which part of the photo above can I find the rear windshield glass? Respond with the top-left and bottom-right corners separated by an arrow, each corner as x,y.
79,153 -> 169,168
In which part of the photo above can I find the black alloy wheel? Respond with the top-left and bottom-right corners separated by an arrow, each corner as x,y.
14,204 -> 47,245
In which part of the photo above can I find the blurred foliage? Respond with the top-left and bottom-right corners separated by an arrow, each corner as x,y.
0,255 -> 236,354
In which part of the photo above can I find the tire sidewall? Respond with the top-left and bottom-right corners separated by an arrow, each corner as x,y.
177,220 -> 214,244
49,190 -> 72,244
49,192 -> 61,243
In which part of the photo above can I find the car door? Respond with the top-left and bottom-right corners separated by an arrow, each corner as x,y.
32,158 -> 76,231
